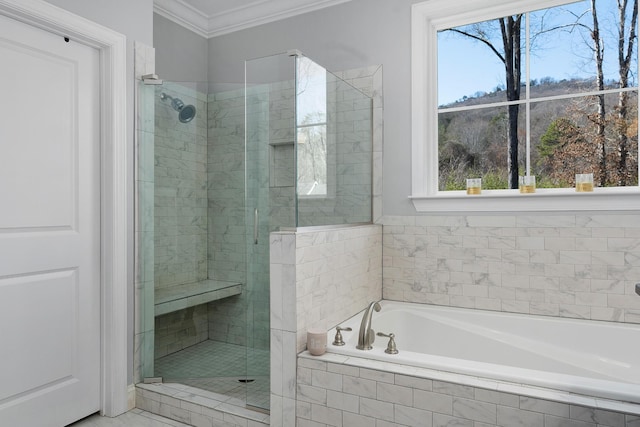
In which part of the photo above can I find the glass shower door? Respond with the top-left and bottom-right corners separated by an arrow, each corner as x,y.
242,51 -> 373,410
245,53 -> 296,410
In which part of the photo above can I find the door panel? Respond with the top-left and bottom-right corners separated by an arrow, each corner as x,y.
0,12 -> 101,427
0,270 -> 77,401
0,34 -> 76,229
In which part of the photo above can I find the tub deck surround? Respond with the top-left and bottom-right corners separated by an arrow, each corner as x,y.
326,301 -> 640,409
297,352 -> 640,427
154,279 -> 242,316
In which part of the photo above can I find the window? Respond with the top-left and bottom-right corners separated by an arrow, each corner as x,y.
411,0 -> 640,211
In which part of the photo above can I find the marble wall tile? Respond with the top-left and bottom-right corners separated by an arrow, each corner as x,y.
293,225 -> 383,352
134,41 -> 155,82
136,385 -> 269,427
382,214 -> 640,324
394,405 -> 432,427
452,397 -> 496,424
376,382 -> 413,406
282,331 -> 298,400
154,305 -> 209,358
297,384 -> 327,406
270,224 -> 383,424
414,389 -> 453,414
133,330 -> 154,383
206,87 -> 249,347
310,403 -> 343,426
570,405 -> 625,426
360,397 -> 394,422
432,413 -> 472,427
497,405 -> 544,426
543,414 -> 595,427
326,390 -> 359,413
270,329 -> 284,398
297,355 -> 640,427
154,83 -> 209,292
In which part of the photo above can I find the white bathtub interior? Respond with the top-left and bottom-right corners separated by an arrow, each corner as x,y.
327,300 -> 640,405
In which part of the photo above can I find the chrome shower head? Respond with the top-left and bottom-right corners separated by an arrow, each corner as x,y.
160,92 -> 196,123
177,104 -> 196,123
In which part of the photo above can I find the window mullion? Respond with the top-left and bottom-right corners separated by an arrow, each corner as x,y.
525,11 -> 531,177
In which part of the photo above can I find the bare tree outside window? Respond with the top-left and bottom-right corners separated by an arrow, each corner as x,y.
296,57 -> 328,196
437,0 -> 638,191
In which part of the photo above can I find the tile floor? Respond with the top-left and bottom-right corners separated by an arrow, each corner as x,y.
154,340 -> 270,409
72,341 -> 271,426
69,409 -> 191,426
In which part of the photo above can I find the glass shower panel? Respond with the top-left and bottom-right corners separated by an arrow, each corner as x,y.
245,53 -> 296,409
295,57 -> 373,226
137,82 -> 156,382
148,81 -> 254,401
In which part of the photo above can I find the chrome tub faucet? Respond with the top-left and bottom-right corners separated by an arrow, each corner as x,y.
356,301 -> 381,350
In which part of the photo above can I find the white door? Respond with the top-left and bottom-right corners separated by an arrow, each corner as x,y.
0,11 -> 101,427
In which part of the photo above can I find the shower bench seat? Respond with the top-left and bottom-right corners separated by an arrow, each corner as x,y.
154,279 -> 242,316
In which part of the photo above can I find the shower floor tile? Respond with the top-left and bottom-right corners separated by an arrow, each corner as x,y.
154,340 -> 270,409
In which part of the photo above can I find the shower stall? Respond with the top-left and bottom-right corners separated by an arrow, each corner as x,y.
136,51 -> 373,412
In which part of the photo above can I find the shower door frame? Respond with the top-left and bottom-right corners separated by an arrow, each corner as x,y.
0,0 -> 129,417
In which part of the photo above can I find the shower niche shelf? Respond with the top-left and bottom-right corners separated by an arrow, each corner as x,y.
154,279 -> 242,316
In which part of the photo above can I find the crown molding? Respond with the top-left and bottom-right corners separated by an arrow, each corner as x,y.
154,0 -> 351,38
154,0 -> 209,37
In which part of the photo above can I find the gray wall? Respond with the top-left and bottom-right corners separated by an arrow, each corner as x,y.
154,14 -> 208,83
205,3 -> 640,330
44,0 -> 154,385
44,0 -> 152,44
208,0 -> 418,216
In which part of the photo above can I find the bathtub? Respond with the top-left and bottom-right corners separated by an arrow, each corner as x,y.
326,300 -> 640,405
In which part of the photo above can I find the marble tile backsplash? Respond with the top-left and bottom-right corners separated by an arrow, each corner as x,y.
293,225 -> 383,351
382,214 -> 640,324
269,224 -> 383,426
154,83 -> 209,289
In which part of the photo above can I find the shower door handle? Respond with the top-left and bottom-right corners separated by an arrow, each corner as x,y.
254,208 -> 259,245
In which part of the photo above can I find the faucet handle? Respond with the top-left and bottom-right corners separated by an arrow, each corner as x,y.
376,332 -> 399,354
333,326 -> 352,346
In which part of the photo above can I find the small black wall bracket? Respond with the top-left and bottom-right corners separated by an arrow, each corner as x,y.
635,283 -> 640,296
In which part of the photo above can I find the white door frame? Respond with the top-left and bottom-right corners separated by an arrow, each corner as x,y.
0,0 -> 129,417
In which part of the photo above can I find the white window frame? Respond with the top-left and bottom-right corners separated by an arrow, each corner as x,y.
410,0 -> 640,212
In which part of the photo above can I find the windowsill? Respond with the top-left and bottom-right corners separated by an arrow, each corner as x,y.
410,186 -> 640,212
